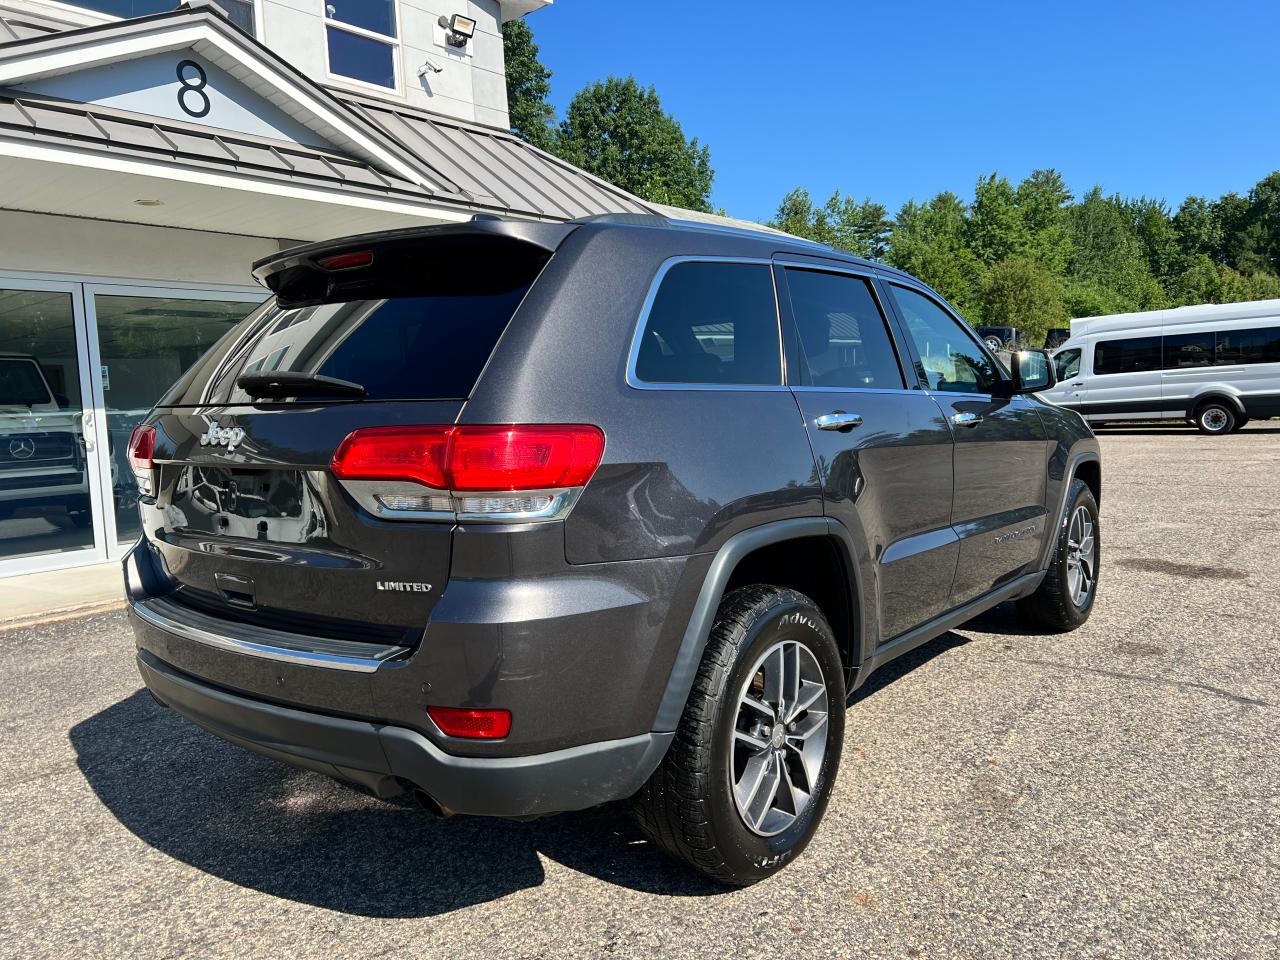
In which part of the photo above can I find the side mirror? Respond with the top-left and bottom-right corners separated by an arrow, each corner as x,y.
1011,349 -> 1056,393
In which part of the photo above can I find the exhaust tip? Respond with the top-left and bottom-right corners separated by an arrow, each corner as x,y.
412,788 -> 449,818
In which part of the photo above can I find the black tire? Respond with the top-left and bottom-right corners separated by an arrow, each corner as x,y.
1194,401 -> 1236,435
1018,479 -> 1100,632
631,585 -> 845,886
1231,416 -> 1250,433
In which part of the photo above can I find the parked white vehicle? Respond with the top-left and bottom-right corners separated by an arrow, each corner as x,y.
1043,299 -> 1280,434
0,353 -> 90,524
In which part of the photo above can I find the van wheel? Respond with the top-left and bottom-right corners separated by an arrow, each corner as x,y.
1018,479 -> 1099,632
1194,401 -> 1236,435
631,585 -> 844,887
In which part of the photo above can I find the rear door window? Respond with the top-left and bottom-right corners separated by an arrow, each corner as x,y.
784,268 -> 904,389
634,261 -> 781,386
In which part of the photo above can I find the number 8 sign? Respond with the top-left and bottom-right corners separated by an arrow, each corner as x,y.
176,60 -> 211,119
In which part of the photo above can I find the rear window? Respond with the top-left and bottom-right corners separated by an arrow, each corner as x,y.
0,358 -> 52,406
161,281 -> 536,405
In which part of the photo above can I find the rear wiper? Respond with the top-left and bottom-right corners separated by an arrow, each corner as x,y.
236,371 -> 367,399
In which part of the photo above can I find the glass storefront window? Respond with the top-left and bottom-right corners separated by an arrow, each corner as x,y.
94,295 -> 260,543
0,289 -> 94,564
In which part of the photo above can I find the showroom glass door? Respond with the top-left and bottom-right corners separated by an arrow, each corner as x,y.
83,285 -> 264,556
0,281 -> 107,575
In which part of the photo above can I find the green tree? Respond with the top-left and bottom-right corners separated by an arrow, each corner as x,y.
1016,168 -> 1073,272
1173,196 -> 1223,260
1067,187 -> 1165,313
980,257 -> 1067,345
887,192 -> 984,320
501,19 -> 556,152
769,189 -> 891,258
1123,197 -> 1181,288
968,173 -> 1028,265
556,77 -> 713,211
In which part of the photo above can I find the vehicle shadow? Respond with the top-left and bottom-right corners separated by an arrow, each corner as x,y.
70,691 -> 725,918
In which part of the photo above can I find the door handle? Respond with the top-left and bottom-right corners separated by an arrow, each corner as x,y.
81,411 -> 96,452
1072,381 -> 1085,387
815,412 -> 863,432
951,412 -> 983,429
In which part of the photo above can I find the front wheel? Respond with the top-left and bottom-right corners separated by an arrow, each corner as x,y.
1018,479 -> 1100,632
631,585 -> 845,886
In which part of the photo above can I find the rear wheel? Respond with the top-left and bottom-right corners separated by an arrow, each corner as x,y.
1018,479 -> 1099,632
1194,401 -> 1236,435
631,585 -> 844,886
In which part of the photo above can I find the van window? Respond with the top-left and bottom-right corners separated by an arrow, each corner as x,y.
890,285 -> 1000,394
784,269 -> 904,389
1163,332 -> 1215,369
1216,326 -> 1280,365
635,262 -> 781,386
1094,336 -> 1161,375
1054,348 -> 1081,380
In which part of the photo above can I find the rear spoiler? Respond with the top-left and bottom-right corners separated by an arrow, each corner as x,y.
252,218 -> 578,308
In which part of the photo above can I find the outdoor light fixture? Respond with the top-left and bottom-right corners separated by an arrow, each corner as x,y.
438,13 -> 476,47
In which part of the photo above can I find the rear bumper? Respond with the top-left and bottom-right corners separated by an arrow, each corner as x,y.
137,649 -> 672,817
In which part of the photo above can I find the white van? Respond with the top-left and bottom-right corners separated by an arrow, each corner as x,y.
1043,299 -> 1280,434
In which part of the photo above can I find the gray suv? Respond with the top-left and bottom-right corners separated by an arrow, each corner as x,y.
124,215 -> 1101,886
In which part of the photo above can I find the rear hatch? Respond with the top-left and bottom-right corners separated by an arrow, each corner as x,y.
137,221 -> 572,647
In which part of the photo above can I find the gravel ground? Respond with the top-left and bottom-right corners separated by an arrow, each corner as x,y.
2,423 -> 1278,960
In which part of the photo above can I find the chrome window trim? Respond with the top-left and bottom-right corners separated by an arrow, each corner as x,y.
624,256 -> 789,392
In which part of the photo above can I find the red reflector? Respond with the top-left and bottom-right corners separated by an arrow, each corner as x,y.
127,424 -> 155,474
316,250 -> 374,270
427,706 -> 511,739
330,424 -> 604,492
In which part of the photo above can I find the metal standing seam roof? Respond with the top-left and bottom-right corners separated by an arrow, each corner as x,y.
340,94 -> 656,220
0,11 -> 65,43
0,89 -> 435,199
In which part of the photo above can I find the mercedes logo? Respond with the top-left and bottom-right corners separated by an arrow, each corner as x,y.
8,438 -> 35,460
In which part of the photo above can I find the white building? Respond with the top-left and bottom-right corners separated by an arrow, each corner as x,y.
0,0 -> 661,577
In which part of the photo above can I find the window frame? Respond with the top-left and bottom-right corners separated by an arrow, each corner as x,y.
321,0 -> 403,96
773,262 -> 911,393
625,256 -> 789,392
881,280 -> 1011,397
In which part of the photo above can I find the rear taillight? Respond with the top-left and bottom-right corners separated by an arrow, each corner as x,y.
427,706 -> 512,739
127,424 -> 156,496
331,424 -> 604,521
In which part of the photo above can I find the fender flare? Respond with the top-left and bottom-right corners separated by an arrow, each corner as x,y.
1186,391 -> 1246,419
650,517 -> 867,733
1037,450 -> 1101,570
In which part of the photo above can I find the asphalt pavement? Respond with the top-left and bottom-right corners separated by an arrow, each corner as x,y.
2,422 -> 1277,959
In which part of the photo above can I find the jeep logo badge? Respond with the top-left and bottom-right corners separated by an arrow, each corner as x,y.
199,422 -> 246,453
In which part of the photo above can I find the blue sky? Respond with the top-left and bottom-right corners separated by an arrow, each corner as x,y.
530,0 -> 1280,223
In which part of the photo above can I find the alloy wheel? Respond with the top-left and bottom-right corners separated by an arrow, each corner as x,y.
1066,504 -> 1097,607
730,639 -> 829,837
